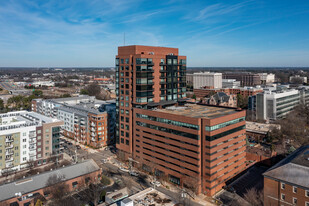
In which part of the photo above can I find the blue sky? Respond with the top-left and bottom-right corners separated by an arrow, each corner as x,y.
1,0 -> 309,67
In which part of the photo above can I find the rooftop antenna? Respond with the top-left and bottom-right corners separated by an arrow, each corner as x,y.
123,32 -> 126,46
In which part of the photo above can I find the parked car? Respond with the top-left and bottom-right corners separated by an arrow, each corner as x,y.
68,142 -> 73,145
151,181 -> 161,187
129,171 -> 139,177
101,159 -> 107,163
118,167 -> 129,173
76,145 -> 81,149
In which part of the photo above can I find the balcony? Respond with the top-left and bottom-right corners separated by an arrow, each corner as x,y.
29,146 -> 36,151
29,139 -> 36,144
6,163 -> 14,168
5,151 -> 14,156
91,132 -> 96,137
91,122 -> 96,127
91,127 -> 96,132
5,157 -> 13,162
29,152 -> 36,157
29,132 -> 36,137
5,138 -> 14,143
5,144 -> 13,149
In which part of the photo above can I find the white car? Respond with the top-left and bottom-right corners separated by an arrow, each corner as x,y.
129,171 -> 139,177
118,167 -> 129,173
151,181 -> 161,187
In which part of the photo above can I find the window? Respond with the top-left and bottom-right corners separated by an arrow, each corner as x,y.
306,190 -> 309,197
126,140 -> 129,145
23,139 -> 26,142
281,183 -> 285,190
293,186 -> 297,193
293,198 -> 297,204
37,130 -> 41,134
306,202 -> 309,206
281,193 -> 285,200
205,117 -> 245,131
72,181 -> 78,188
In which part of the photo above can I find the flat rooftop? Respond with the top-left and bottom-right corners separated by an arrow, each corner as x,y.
111,188 -> 176,206
246,121 -> 280,134
155,104 -> 239,119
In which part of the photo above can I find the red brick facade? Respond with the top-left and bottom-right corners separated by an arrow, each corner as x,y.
133,106 -> 247,196
264,177 -> 309,206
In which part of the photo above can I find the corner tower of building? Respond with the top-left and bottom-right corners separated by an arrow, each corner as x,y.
115,45 -> 187,155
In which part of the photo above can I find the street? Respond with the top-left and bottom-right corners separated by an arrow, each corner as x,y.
60,137 -> 205,206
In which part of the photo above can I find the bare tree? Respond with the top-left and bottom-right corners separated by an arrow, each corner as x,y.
79,183 -> 102,206
44,174 -> 69,203
182,176 -> 200,197
242,188 -> 263,206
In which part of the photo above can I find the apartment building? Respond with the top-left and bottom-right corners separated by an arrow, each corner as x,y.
115,45 -> 186,155
192,72 -> 222,89
133,104 -> 246,196
0,111 -> 62,175
223,72 -> 260,86
32,96 -> 116,147
256,89 -> 301,121
263,145 -> 309,206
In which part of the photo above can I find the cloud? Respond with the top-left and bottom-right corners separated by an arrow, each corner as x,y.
189,1 -> 253,22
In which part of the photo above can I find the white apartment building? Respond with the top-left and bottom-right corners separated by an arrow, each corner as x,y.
258,73 -> 275,84
0,111 -> 63,174
192,72 -> 222,89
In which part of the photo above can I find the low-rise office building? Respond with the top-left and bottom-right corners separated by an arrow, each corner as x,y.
32,96 -> 116,147
263,145 -> 309,206
222,79 -> 241,88
133,103 -> 247,196
256,89 -> 300,121
194,87 -> 263,99
223,72 -> 260,86
0,159 -> 101,206
0,111 -> 62,175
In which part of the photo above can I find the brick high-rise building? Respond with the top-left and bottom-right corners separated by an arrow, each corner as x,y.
115,45 -> 187,155
115,45 -> 247,196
